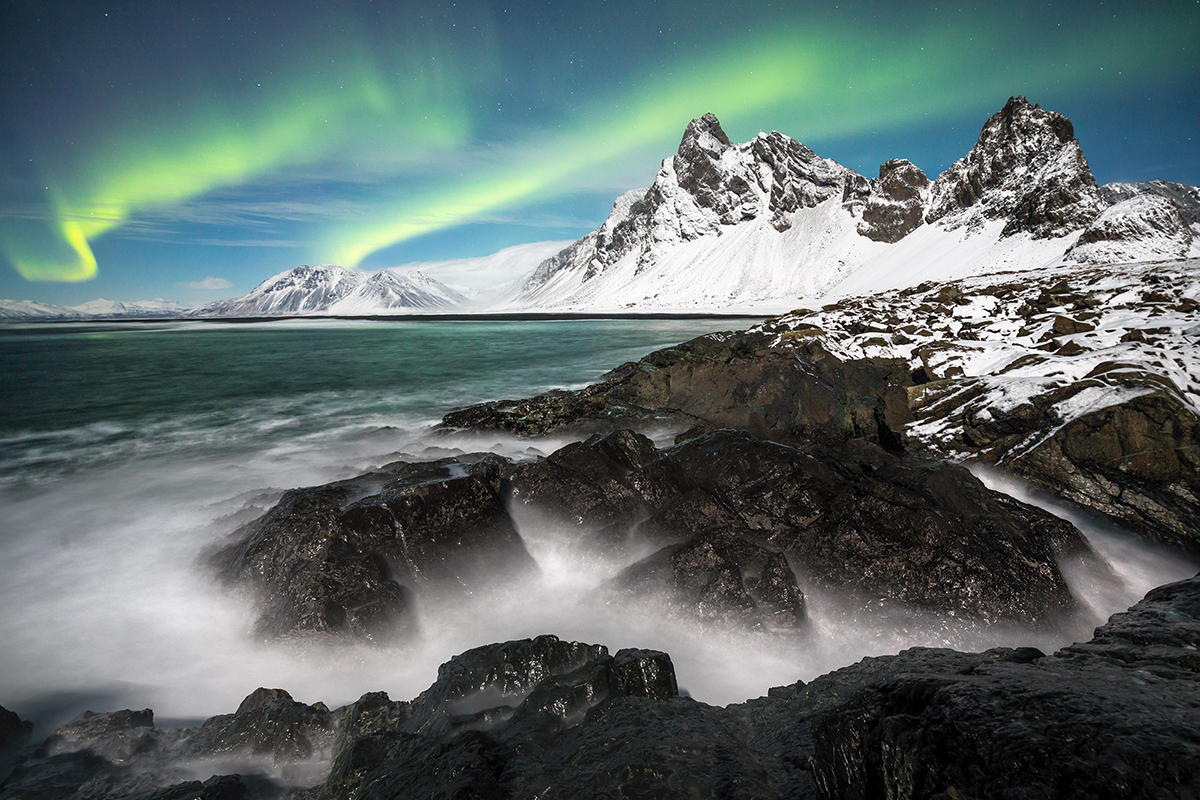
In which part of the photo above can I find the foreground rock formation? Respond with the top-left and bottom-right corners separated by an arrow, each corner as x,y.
210,418 -> 1092,640
3,575 -> 1198,798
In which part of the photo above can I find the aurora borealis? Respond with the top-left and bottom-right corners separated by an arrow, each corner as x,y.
1,0 -> 1197,304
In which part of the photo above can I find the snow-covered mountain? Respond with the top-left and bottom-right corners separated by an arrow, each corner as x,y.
188,265 -> 464,317
70,298 -> 189,317
508,97 -> 1199,311
0,298 -> 192,320
0,299 -> 83,320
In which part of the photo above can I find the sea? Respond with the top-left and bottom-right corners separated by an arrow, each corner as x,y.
0,317 -> 1195,729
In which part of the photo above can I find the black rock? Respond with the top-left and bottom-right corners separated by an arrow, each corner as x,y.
0,705 -> 32,758
212,454 -> 536,639
42,708 -> 157,764
954,376 -> 1200,552
613,525 -> 807,628
639,431 -> 1087,625
516,428 -> 1089,626
443,332 -> 913,453
508,428 -> 661,539
807,574 -> 1200,800
185,687 -> 333,764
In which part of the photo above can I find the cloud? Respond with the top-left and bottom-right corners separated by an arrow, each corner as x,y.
178,276 -> 233,290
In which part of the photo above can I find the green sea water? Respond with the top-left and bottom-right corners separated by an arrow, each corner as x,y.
0,317 -> 759,485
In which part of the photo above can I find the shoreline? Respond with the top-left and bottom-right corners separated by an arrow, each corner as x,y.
0,311 -> 776,325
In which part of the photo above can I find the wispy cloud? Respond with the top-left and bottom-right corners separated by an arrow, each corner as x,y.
177,276 -> 232,290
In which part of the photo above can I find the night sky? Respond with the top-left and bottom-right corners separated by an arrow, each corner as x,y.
1,0 -> 1197,305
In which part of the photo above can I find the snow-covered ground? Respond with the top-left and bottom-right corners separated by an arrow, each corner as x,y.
757,257 -> 1200,456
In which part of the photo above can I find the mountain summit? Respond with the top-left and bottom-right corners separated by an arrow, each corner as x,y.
927,95 -> 1104,238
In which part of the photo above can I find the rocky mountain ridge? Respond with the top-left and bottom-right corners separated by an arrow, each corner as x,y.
514,96 -> 1199,310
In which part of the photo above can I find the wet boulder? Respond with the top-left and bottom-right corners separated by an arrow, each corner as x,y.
808,574 -> 1200,800
613,526 -> 806,629
212,454 -> 536,639
636,430 -> 1087,625
314,636 -> 679,800
183,687 -> 333,765
508,428 -> 661,538
951,374 -> 1200,552
41,708 -> 157,765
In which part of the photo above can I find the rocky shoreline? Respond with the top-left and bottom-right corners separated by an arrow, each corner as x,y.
3,254 -> 1199,797
2,574 -> 1198,799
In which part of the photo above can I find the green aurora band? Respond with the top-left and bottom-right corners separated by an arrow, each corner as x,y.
3,4 -> 1195,281
2,38 -> 472,282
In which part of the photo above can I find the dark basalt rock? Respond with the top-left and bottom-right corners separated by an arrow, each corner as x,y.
212,454 -> 536,639
442,331 -> 913,452
0,697 -> 292,800
308,636 -> 678,800
614,525 -> 807,628
857,158 -> 930,243
0,706 -> 32,765
7,578 -> 1199,798
508,428 -> 661,539
184,688 -> 333,765
645,431 -> 1086,624
926,96 -> 1104,238
42,708 -> 157,765
518,428 -> 1087,625
806,574 -> 1200,800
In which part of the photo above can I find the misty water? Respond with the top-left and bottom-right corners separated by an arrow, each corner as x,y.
1,318 -> 1196,730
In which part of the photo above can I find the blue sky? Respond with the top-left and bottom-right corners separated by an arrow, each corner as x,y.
1,0 -> 1197,305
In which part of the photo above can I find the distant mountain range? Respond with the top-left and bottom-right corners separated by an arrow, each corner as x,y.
4,96 -> 1198,320
184,266 -> 464,317
0,297 -> 188,320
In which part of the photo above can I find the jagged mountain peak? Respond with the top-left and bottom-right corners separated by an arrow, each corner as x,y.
984,95 -> 1077,149
677,112 -> 733,157
926,95 -> 1103,238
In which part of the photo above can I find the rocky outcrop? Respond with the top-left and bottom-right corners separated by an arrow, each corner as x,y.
926,95 -> 1104,238
7,577 -> 1199,799
807,574 -> 1200,800
211,455 -> 535,639
0,687 -> 330,799
513,429 -> 1089,626
858,158 -> 931,243
1066,194 -> 1195,263
965,381 -> 1200,553
443,331 -> 914,452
